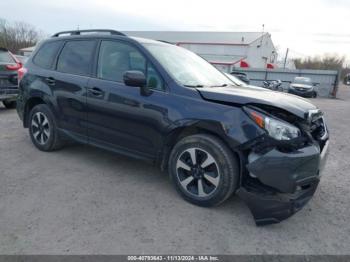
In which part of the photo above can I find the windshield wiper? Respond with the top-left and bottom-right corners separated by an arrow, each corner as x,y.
210,84 -> 228,87
184,84 -> 204,88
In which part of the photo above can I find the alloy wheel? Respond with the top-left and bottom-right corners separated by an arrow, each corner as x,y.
176,148 -> 220,197
31,112 -> 50,145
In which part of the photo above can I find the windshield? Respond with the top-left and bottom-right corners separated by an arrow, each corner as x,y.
294,77 -> 312,84
144,43 -> 232,87
224,73 -> 247,86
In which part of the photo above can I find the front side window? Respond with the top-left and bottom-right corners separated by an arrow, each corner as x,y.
57,40 -> 95,76
98,40 -> 164,90
33,41 -> 62,69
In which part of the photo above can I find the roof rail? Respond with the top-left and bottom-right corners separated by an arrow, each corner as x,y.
157,40 -> 174,45
52,29 -> 126,37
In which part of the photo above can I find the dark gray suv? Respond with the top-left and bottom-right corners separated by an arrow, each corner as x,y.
17,30 -> 329,225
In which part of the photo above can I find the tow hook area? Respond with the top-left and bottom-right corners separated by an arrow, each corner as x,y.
237,180 -> 319,226
236,138 -> 328,225
246,145 -> 320,193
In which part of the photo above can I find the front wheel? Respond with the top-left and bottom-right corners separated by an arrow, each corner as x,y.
29,104 -> 64,151
2,100 -> 16,109
168,134 -> 239,207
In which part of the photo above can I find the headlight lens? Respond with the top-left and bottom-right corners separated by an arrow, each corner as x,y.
247,108 -> 300,140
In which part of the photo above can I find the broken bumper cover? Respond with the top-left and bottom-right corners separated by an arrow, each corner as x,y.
238,139 -> 329,226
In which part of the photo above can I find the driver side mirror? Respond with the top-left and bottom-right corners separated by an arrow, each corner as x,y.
123,70 -> 151,96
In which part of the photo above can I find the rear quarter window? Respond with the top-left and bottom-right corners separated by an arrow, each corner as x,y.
33,41 -> 63,69
0,50 -> 15,64
56,40 -> 96,76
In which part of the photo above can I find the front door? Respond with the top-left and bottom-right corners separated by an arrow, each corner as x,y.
87,40 -> 168,159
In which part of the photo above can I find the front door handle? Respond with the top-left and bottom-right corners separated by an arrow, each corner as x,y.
88,87 -> 103,97
46,77 -> 56,86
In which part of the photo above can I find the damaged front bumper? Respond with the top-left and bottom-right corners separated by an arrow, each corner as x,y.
237,139 -> 329,226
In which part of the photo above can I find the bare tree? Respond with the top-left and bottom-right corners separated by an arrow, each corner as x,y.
0,18 -> 44,53
294,54 -> 345,71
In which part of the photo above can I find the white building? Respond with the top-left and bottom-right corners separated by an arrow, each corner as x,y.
19,31 -> 278,72
124,31 -> 278,72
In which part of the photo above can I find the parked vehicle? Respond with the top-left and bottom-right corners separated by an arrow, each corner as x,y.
262,79 -> 283,92
230,71 -> 250,85
344,74 -> 350,85
0,48 -> 21,108
17,29 -> 329,225
289,77 -> 318,98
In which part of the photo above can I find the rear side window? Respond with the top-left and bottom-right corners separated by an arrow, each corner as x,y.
57,40 -> 95,76
33,41 -> 62,69
0,50 -> 15,63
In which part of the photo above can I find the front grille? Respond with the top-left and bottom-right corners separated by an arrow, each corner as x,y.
295,87 -> 307,91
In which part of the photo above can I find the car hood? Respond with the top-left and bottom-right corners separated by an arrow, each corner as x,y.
290,83 -> 313,89
196,86 -> 317,119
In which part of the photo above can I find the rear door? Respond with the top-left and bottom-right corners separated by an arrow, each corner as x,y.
52,40 -> 97,141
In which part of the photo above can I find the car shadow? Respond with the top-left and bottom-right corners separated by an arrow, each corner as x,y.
53,142 -> 252,223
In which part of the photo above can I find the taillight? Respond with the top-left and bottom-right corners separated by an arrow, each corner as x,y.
7,51 -> 22,71
6,63 -> 22,71
18,67 -> 28,83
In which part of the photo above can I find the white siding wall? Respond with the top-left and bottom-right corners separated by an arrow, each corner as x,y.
178,43 -> 247,58
178,35 -> 276,70
244,35 -> 277,68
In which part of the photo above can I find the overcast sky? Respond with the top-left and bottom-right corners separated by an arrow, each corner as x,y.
1,0 -> 349,62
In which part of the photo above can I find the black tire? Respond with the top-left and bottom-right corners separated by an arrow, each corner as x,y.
28,104 -> 64,151
313,92 -> 318,98
2,100 -> 16,109
168,134 -> 239,207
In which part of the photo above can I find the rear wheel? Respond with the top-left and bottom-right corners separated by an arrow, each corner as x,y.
168,134 -> 239,207
29,104 -> 64,151
2,100 -> 16,109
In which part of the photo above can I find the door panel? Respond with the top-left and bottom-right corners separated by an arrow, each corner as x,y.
51,72 -> 89,140
86,40 -> 171,158
87,79 -> 170,158
51,40 -> 97,141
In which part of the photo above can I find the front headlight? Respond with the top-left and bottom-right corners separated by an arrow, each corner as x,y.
246,108 -> 300,140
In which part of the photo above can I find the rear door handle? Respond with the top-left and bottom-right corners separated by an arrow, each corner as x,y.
88,87 -> 103,97
46,77 -> 56,86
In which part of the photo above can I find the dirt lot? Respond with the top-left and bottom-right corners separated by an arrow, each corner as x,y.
0,86 -> 349,255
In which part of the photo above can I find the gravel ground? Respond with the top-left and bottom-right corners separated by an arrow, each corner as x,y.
0,86 -> 349,255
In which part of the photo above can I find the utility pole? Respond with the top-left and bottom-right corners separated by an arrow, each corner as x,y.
260,24 -> 265,47
283,48 -> 289,69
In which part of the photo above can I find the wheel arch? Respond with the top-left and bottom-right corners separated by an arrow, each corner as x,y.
159,121 -> 243,178
23,96 -> 55,128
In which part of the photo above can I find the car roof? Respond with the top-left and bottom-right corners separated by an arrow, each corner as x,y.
46,30 -> 171,47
